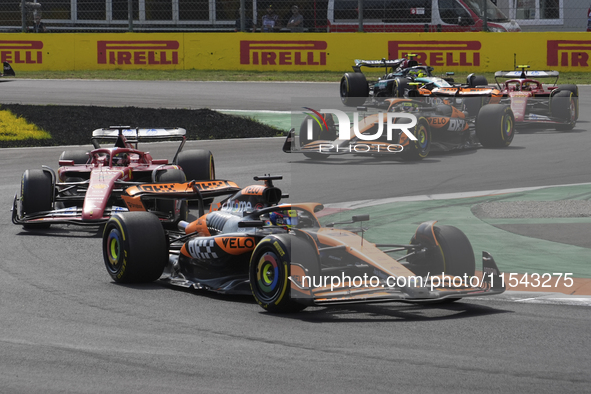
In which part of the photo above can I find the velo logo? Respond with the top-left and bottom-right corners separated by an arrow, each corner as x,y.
304,108 -> 418,142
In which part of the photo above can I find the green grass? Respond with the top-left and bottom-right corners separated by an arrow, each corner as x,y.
14,69 -> 591,84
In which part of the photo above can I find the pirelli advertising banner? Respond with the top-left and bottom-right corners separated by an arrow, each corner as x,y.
2,32 -> 591,72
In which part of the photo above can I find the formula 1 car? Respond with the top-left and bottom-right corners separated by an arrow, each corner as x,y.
1,62 -> 15,77
489,66 -> 578,130
102,175 -> 505,313
283,97 -> 514,160
12,126 -> 215,228
340,56 -> 488,107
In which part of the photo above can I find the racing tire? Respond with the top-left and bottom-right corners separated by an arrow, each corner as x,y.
399,117 -> 430,161
467,74 -> 488,88
393,77 -> 410,97
176,149 -> 215,205
20,169 -> 53,229
103,212 -> 168,283
249,234 -> 317,313
340,72 -> 369,107
550,90 -> 576,131
407,225 -> 476,278
556,84 -> 579,121
475,104 -> 514,148
155,168 -> 188,229
58,150 -> 89,165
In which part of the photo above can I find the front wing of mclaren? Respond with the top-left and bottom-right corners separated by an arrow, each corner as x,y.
289,252 -> 505,306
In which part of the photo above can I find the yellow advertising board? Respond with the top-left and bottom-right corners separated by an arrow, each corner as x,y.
2,32 -> 591,72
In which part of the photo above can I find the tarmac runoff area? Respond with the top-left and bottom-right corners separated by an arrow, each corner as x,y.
318,183 -> 591,298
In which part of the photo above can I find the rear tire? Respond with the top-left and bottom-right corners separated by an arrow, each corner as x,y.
103,212 -> 168,283
476,104 -> 514,148
176,149 -> 215,205
250,234 -> 316,313
20,169 -> 53,229
58,150 -> 89,165
340,73 -> 369,107
155,168 -> 188,229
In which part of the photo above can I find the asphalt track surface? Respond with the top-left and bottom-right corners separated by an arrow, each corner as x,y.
1,80 -> 590,393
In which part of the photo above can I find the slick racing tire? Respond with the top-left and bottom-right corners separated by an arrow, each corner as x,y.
556,84 -> 579,121
250,234 -> 318,313
407,225 -> 475,304
475,104 -> 514,148
103,212 -> 168,283
466,74 -> 488,88
20,169 -> 53,229
393,77 -> 410,97
407,225 -> 476,278
176,149 -> 215,205
550,90 -> 576,131
340,72 -> 369,107
155,168 -> 188,229
58,150 -> 89,165
399,117 -> 430,161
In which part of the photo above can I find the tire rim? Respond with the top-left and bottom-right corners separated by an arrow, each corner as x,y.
502,114 -> 514,141
340,79 -> 348,98
105,227 -> 123,272
416,124 -> 429,152
255,251 -> 280,301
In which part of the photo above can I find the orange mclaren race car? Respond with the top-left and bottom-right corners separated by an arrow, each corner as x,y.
102,175 -> 505,313
283,97 -> 514,161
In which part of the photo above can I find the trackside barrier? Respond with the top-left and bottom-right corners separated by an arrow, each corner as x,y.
2,32 -> 591,72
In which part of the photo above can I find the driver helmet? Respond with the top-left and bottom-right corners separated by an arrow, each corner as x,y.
407,68 -> 426,78
113,152 -> 129,166
522,82 -> 531,91
269,210 -> 298,229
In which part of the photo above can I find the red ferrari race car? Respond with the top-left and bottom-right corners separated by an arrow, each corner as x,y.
12,126 -> 215,228
102,175 -> 505,313
283,97 -> 514,161
489,66 -> 579,130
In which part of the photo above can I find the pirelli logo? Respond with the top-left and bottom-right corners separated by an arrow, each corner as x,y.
388,41 -> 481,67
0,41 -> 43,64
547,40 -> 591,67
240,40 -> 327,66
97,41 -> 179,65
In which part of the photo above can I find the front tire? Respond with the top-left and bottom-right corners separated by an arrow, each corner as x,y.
399,117 -> 430,161
476,104 -> 514,148
551,90 -> 576,131
103,212 -> 168,283
20,169 -> 53,229
340,73 -> 369,107
556,84 -> 579,121
250,235 -> 317,313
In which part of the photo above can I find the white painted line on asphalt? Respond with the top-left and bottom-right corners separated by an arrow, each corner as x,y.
325,182 -> 591,210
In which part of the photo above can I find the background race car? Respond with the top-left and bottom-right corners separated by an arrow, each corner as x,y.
284,97 -> 514,161
102,175 -> 505,313
12,126 -> 215,228
489,66 -> 579,131
340,56 -> 488,107
1,62 -> 15,77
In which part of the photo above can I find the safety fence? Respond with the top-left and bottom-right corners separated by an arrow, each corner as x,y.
1,1 -> 589,33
